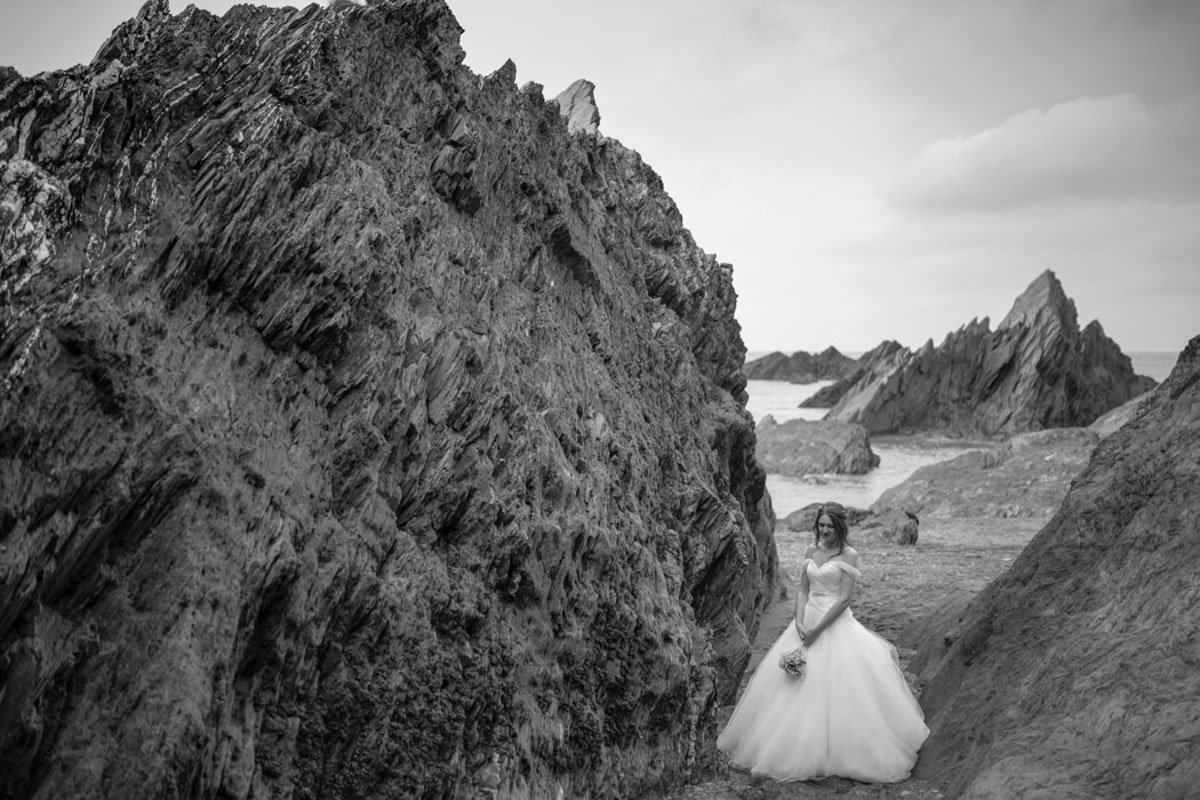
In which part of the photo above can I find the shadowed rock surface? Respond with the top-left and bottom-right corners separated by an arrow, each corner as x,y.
743,346 -> 858,383
826,272 -> 1156,436
755,416 -> 879,477
872,428 -> 1096,520
910,338 -> 1200,799
0,1 -> 775,798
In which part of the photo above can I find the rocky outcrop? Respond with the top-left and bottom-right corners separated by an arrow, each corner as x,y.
909,338 -> 1200,799
798,340 -> 906,408
755,416 -> 879,477
553,79 -> 601,135
857,508 -> 920,545
872,428 -> 1098,520
1088,390 -> 1152,439
825,272 -> 1156,436
743,345 -> 858,383
0,2 -> 775,798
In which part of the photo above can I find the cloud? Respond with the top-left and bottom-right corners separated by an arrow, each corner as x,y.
885,93 -> 1200,213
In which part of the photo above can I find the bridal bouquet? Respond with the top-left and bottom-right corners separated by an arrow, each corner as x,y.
778,647 -> 807,678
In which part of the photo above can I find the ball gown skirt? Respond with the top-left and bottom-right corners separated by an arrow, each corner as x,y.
716,558 -> 930,783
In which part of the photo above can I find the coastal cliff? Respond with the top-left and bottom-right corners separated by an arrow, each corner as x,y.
825,271 -> 1155,436
911,338 -> 1200,798
0,1 -> 775,797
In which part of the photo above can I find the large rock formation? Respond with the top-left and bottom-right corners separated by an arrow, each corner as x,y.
754,416 -> 879,477
825,271 -> 1156,436
0,2 -> 775,798
742,345 -> 858,383
910,337 -> 1200,799
872,428 -> 1098,520
798,340 -> 906,408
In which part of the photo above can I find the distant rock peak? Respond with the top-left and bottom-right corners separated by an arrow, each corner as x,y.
826,272 -> 1154,435
554,78 -> 601,134
999,269 -> 1076,332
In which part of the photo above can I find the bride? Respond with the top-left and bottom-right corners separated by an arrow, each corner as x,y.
717,501 -> 929,783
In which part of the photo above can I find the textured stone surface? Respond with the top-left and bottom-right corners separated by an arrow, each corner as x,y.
826,272 -> 1156,436
797,341 -> 906,408
553,79 -> 601,136
755,416 -> 879,477
857,508 -> 920,545
872,428 -> 1098,520
0,2 -> 775,798
743,346 -> 858,384
1088,390 -> 1152,439
909,338 -> 1200,799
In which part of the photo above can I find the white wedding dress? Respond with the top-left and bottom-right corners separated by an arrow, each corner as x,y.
717,557 -> 929,783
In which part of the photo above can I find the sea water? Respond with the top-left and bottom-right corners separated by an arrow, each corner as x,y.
744,350 -> 1179,517
745,380 -> 983,517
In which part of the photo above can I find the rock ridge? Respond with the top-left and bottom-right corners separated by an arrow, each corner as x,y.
908,337 -> 1200,798
825,271 -> 1155,436
743,345 -> 859,383
0,1 -> 773,798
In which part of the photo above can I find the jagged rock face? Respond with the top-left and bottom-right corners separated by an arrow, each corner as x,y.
910,337 -> 1200,799
0,2 -> 776,798
826,272 -> 1156,436
742,345 -> 858,383
754,416 -> 879,477
797,340 -> 906,408
872,428 -> 1098,519
553,79 -> 601,136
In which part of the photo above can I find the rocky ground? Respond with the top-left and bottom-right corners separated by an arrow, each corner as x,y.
670,516 -> 1045,800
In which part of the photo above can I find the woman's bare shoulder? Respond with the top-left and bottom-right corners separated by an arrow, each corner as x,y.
804,544 -> 817,559
842,546 -> 860,564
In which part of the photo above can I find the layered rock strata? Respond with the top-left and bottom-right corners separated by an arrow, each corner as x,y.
0,2 -> 775,798
911,338 -> 1200,799
742,346 -> 858,383
798,340 -> 905,408
754,416 -> 879,477
826,272 -> 1156,436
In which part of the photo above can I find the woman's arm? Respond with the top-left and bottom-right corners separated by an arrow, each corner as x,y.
793,545 -> 815,635
804,550 -> 859,645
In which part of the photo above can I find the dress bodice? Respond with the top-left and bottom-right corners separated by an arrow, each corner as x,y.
804,558 -> 861,596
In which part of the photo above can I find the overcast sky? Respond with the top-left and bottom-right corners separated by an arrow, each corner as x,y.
3,0 -> 1197,354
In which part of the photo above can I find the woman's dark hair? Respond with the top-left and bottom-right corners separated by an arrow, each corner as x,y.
812,502 -> 849,554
